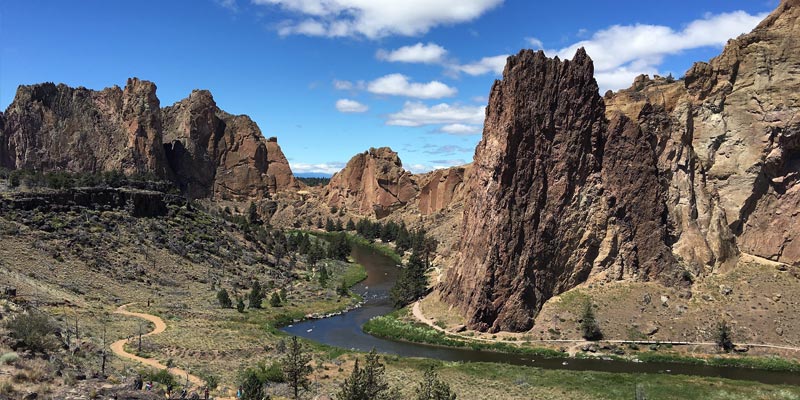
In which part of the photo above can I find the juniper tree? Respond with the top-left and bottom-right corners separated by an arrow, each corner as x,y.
281,336 -> 312,399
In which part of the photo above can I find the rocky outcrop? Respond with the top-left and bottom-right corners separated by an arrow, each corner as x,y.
324,147 -> 418,218
417,165 -> 468,215
443,0 -> 800,332
162,90 -> 297,200
1,78 -> 170,176
0,187 -> 173,218
0,79 -> 297,200
441,49 -> 680,332
607,0 -> 800,268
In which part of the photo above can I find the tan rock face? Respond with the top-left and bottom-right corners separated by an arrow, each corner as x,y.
324,147 -> 417,218
1,79 -> 296,201
607,0 -> 800,268
443,0 -> 800,333
417,165 -> 468,215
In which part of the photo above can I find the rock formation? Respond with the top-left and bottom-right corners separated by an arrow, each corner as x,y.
162,90 -> 297,200
324,147 -> 418,218
442,0 -> 800,332
0,78 -> 297,200
416,165 -> 469,215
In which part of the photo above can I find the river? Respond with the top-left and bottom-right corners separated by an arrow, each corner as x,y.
283,243 -> 800,386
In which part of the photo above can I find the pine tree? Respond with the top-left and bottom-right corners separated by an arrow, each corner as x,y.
580,302 -> 602,341
325,218 -> 336,232
281,336 -> 312,399
390,251 -> 428,308
415,367 -> 456,400
346,219 -> 356,231
318,266 -> 329,287
336,349 -> 395,400
236,298 -> 245,313
270,292 -> 282,307
249,280 -> 264,309
716,320 -> 734,352
217,288 -> 232,309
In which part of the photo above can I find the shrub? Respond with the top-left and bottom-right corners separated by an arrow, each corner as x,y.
716,320 -> 734,352
217,288 -> 232,309
415,367 -> 456,400
270,292 -> 282,307
140,368 -> 175,387
5,311 -> 57,353
0,353 -> 19,365
236,298 -> 245,313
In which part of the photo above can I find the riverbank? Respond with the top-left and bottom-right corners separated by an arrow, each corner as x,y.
366,302 -> 800,375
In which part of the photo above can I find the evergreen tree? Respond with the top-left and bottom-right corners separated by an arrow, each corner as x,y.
307,242 -> 325,266
346,219 -> 356,231
247,202 -> 260,225
580,302 -> 602,341
415,367 -> 456,400
716,320 -> 734,352
281,336 -> 313,399
236,298 -> 245,313
337,279 -> 349,297
327,233 -> 351,261
249,280 -> 264,309
390,251 -> 429,308
336,349 -> 395,400
395,223 -> 412,254
280,288 -> 288,302
325,217 -> 336,232
270,292 -> 282,307
238,366 -> 268,400
318,266 -> 329,287
217,288 -> 232,309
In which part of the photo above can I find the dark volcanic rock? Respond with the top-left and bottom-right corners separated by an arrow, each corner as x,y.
441,49 -> 679,332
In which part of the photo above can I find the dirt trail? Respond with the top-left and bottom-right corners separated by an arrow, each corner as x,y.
412,301 -> 800,352
110,304 -> 204,388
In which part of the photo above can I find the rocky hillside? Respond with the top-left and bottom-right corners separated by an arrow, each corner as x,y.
0,78 -> 298,201
323,147 -> 467,218
441,0 -> 800,333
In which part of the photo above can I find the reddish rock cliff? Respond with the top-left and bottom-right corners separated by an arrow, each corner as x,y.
324,147 -> 417,218
162,90 -> 297,200
0,79 -> 297,200
443,0 -> 800,332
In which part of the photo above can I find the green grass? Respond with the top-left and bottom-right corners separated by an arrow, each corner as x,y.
309,230 -> 403,265
363,309 -> 564,359
635,352 -> 800,373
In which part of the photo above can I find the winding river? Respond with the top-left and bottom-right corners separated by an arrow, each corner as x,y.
283,243 -> 800,386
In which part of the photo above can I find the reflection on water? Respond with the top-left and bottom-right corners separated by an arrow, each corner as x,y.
283,243 -> 800,386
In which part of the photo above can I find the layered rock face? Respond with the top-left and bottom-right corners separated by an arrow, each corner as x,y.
443,0 -> 800,332
416,166 -> 468,215
441,49 -> 678,332
606,0 -> 800,268
162,90 -> 297,200
324,147 -> 418,218
0,78 -> 296,200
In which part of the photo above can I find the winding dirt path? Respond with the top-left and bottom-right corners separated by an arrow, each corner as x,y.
111,303 -> 204,388
412,300 -> 800,352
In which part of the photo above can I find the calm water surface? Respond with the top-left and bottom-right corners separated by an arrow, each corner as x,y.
283,243 -> 800,386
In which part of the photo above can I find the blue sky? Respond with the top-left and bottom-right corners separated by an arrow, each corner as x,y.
0,1 -> 777,175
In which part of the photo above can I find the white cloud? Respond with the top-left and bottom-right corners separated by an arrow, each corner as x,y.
439,123 -> 482,135
215,0 -> 238,11
376,42 -> 448,64
406,159 -> 467,174
553,10 -> 767,92
290,162 -> 346,174
335,98 -> 369,113
333,79 -> 354,90
255,0 -> 503,39
455,54 -> 508,76
525,37 -> 543,49
387,101 -> 485,127
367,74 -> 457,99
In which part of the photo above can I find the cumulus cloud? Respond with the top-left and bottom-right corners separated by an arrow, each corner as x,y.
290,161 -> 346,174
255,0 -> 503,39
525,36 -> 543,49
367,74 -> 457,99
438,123 -> 482,135
376,42 -> 448,64
387,101 -> 485,127
335,98 -> 368,113
454,54 -> 508,76
553,10 -> 767,91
